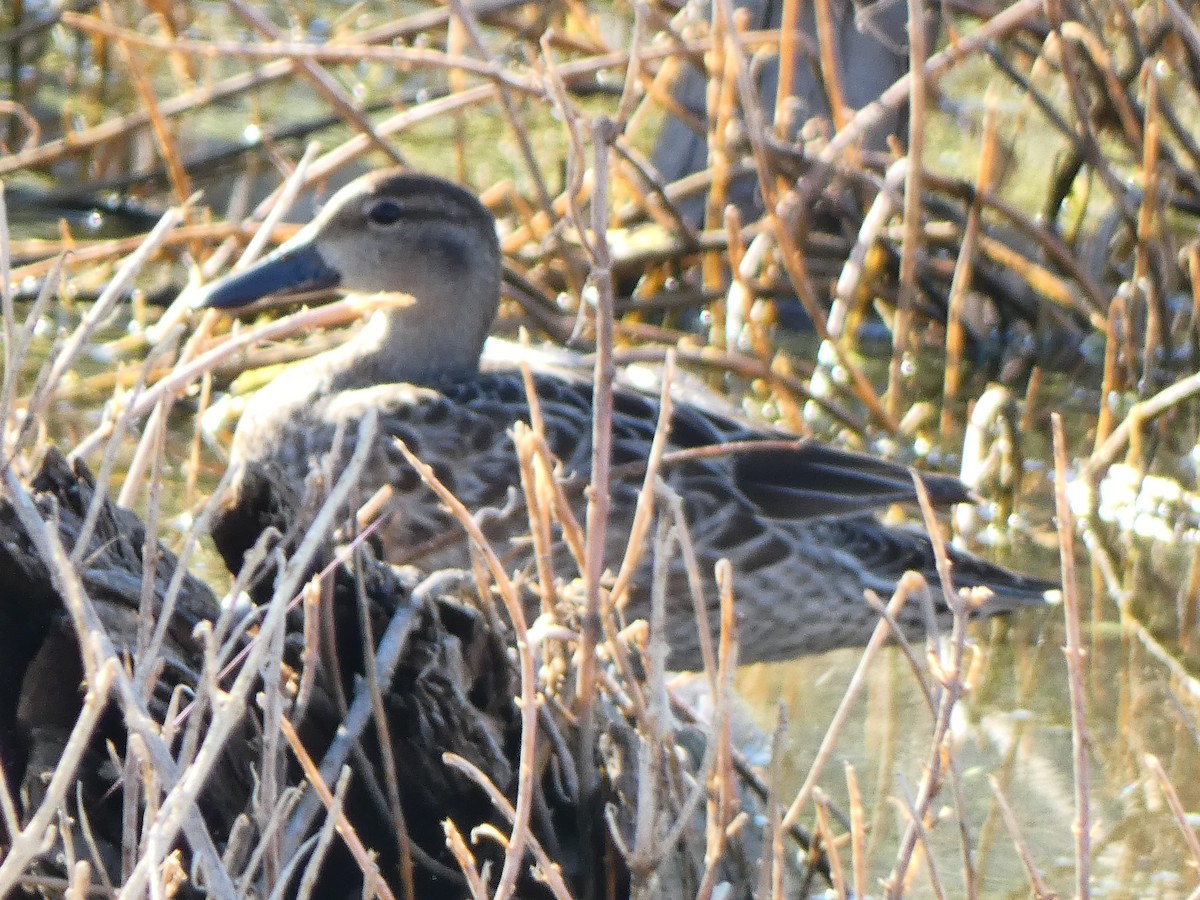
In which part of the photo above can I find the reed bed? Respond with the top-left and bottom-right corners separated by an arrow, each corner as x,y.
2,1 -> 1200,897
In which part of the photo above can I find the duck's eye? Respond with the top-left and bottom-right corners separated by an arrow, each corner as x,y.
367,200 -> 404,225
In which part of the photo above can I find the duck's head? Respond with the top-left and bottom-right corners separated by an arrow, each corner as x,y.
197,169 -> 502,379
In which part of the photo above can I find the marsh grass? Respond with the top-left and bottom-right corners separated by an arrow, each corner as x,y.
2,1 -> 1200,897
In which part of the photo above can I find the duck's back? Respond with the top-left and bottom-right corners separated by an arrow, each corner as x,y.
212,368 -> 1053,668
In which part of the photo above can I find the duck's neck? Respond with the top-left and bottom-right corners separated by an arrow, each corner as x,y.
326,296 -> 491,389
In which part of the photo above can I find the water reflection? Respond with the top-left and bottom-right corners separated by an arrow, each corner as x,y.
732,608 -> 1200,898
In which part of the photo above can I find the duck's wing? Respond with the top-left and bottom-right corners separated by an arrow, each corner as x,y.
802,516 -> 1057,608
576,378 -> 973,522
229,367 -> 979,540
726,441 -> 971,519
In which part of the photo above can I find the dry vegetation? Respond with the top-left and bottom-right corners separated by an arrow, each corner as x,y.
3,0 -> 1200,897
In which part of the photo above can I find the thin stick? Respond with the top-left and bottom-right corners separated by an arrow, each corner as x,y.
846,763 -> 868,900
696,559 -> 738,900
760,703 -> 787,900
942,90 -> 998,438
624,518 -> 673,877
443,819 -> 489,900
778,572 -> 927,836
575,116 -> 620,888
278,720 -> 395,900
608,352 -> 675,607
888,0 -> 928,422
61,13 -> 538,92
294,771 -> 347,900
443,0 -> 555,215
390,438 -> 538,900
881,475 -> 976,897
1133,63 -> 1161,377
443,754 -> 574,900
1052,413 -> 1091,900
1,253 -> 60,461
242,143 -> 321,268
813,0 -> 849,133
0,181 -> 13,454
1143,753 -> 1200,868
107,3 -> 193,205
987,776 -> 1056,899
892,791 -> 945,900
813,790 -> 847,900
665,486 -> 719,689
348,543 -> 416,900
0,661 -> 116,893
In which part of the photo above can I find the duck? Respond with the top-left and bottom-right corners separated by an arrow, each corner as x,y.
195,169 -> 1054,670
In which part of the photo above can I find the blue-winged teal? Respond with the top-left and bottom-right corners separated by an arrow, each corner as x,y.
196,169 -> 1053,669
